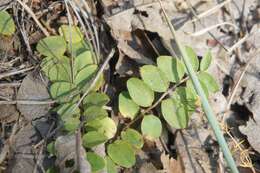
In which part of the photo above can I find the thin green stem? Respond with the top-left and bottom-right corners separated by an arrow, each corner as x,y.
157,1 -> 239,173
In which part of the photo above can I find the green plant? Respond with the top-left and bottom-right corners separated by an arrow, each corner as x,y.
38,25 -> 116,172
38,26 -> 220,172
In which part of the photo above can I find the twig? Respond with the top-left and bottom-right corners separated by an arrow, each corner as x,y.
0,66 -> 35,80
16,0 -> 49,36
0,100 -> 55,105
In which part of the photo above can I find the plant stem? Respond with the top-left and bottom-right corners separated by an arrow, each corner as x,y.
157,1 -> 239,173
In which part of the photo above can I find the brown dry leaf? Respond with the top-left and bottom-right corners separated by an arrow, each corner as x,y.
161,152 -> 184,173
16,71 -> 50,121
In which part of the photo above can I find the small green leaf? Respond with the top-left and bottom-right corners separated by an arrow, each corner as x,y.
185,46 -> 199,71
161,98 -> 190,129
86,117 -> 116,139
107,140 -> 136,168
56,102 -> 80,117
198,71 -> 219,93
200,50 -> 212,71
83,92 -> 110,107
37,36 -> 66,57
0,10 -> 15,36
127,78 -> 154,107
74,51 -> 94,73
63,117 -> 80,132
157,56 -> 185,83
41,56 -> 71,82
187,79 -> 209,98
75,64 -> 97,87
141,115 -> 162,140
86,152 -> 105,172
50,82 -> 73,100
83,106 -> 108,121
121,129 -> 144,149
105,156 -> 117,173
83,131 -> 107,148
118,91 -> 139,119
59,25 -> 83,43
140,65 -> 169,92
47,141 -> 55,155
68,40 -> 90,57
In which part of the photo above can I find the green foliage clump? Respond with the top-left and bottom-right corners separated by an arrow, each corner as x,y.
38,25 -> 219,171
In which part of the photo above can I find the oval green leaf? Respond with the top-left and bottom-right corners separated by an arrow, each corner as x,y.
118,91 -> 139,119
107,140 -> 136,168
161,98 -> 190,129
198,71 -> 219,93
50,82 -> 73,99
63,117 -> 80,132
121,129 -> 144,149
83,92 -> 110,107
140,65 -> 169,92
59,25 -> 83,43
83,131 -> 107,148
185,46 -> 199,71
0,10 -> 15,36
74,51 -> 94,73
41,56 -> 71,82
157,56 -> 185,83
86,152 -> 105,172
127,78 -> 154,107
141,115 -> 162,140
83,105 -> 108,121
200,50 -> 212,71
86,117 -> 116,139
75,64 -> 97,87
37,36 -> 66,57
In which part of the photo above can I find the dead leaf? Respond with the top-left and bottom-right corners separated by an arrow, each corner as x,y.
17,71 -> 50,121
161,152 -> 184,173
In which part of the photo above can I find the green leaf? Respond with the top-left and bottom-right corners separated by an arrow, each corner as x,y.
83,105 -> 108,121
200,50 -> 212,71
198,71 -> 219,93
161,98 -> 190,129
107,140 -> 136,168
185,46 -> 199,71
50,82 -> 74,100
86,117 -> 116,139
83,92 -> 110,107
63,117 -> 80,132
56,102 -> 80,117
141,115 -> 162,140
157,56 -> 185,83
37,36 -> 66,57
47,141 -> 55,155
127,78 -> 154,107
74,51 -> 94,73
83,131 -> 107,148
86,152 -> 105,172
118,91 -> 139,119
68,40 -> 90,57
75,64 -> 97,87
140,65 -> 169,92
0,10 -> 15,36
187,79 -> 209,98
121,129 -> 143,149
59,25 -> 83,43
41,56 -> 71,82
105,156 -> 117,173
